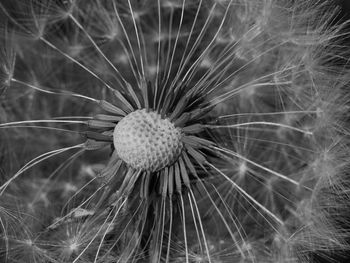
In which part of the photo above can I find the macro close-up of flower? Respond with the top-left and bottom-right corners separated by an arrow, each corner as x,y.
1,0 -> 350,262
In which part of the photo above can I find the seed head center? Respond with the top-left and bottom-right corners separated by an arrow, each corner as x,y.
113,109 -> 183,172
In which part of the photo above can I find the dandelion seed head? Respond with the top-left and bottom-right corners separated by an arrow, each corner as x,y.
113,109 -> 183,172
68,239 -> 78,252
238,161 -> 247,178
24,239 -> 34,247
1,0 -> 350,261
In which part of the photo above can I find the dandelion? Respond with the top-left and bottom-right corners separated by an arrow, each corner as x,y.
1,0 -> 350,262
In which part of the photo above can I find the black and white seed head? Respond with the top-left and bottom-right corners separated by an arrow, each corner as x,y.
113,109 -> 183,172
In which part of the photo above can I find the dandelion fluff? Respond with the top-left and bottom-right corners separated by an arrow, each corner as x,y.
1,0 -> 350,262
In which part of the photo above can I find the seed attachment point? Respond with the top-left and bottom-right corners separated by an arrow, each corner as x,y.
113,109 -> 183,172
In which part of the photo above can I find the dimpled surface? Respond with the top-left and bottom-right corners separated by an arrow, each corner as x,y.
113,109 -> 183,172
